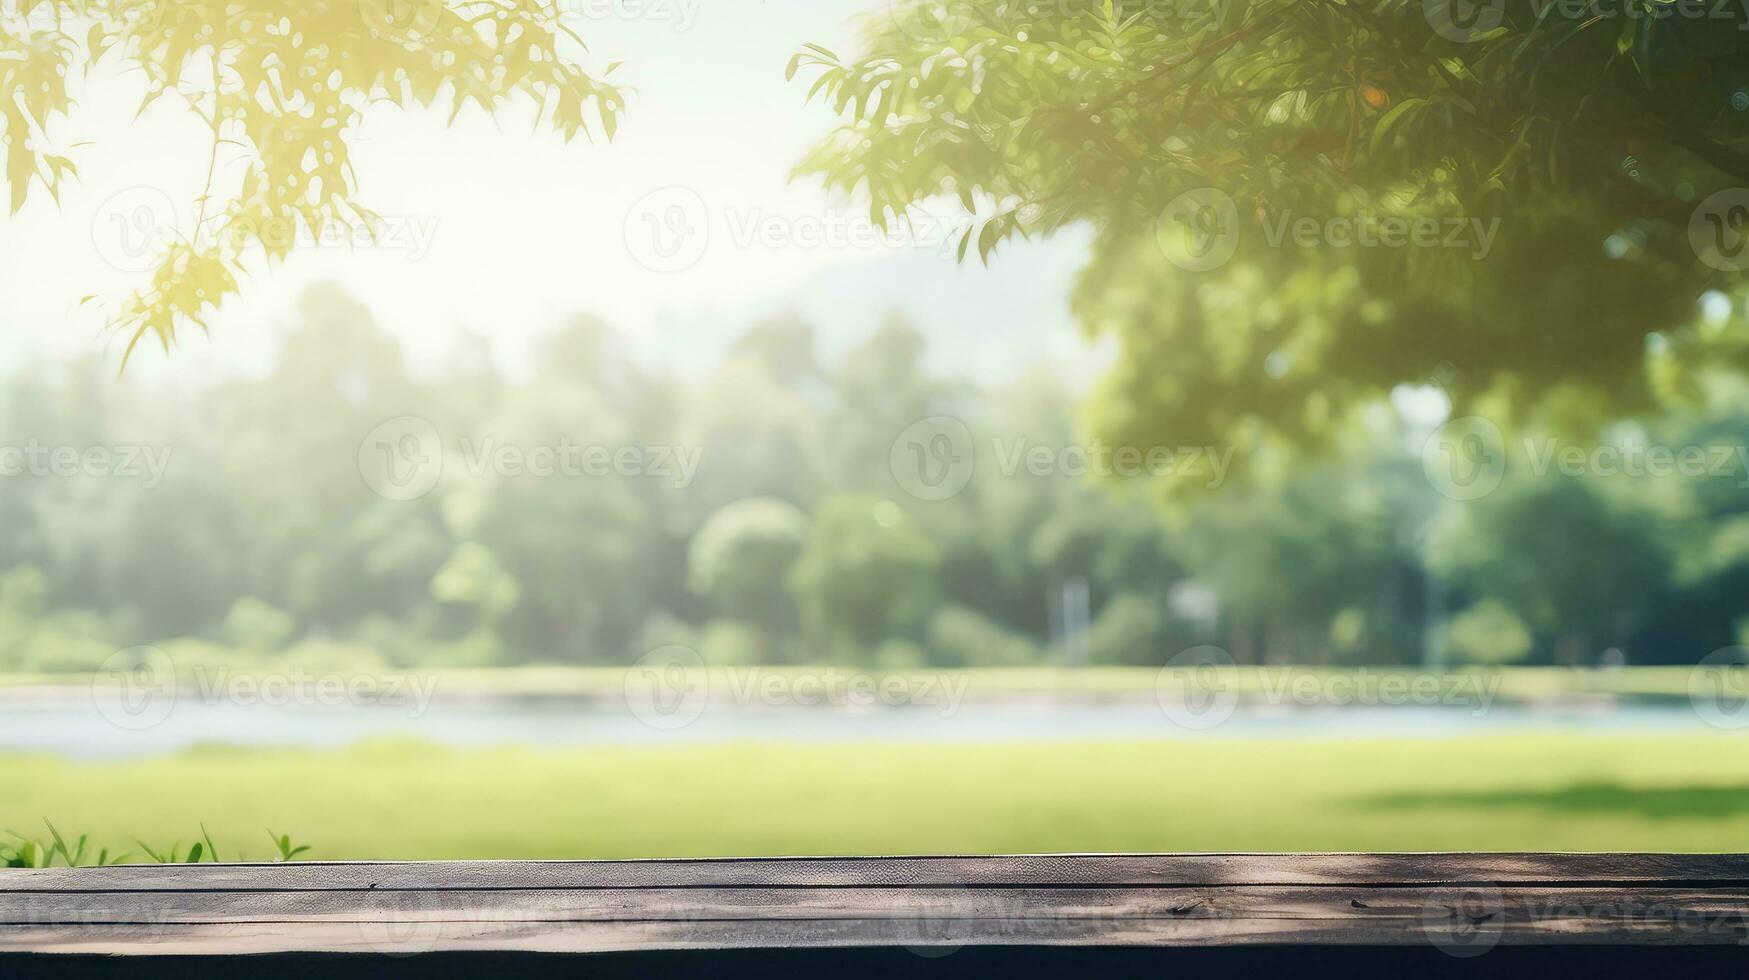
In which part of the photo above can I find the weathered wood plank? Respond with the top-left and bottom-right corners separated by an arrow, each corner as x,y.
6,884 -> 1749,924
5,853 -> 1748,892
4,855 -> 1748,955
3,913 -> 1747,956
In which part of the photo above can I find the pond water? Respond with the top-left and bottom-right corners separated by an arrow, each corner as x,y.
0,691 -> 1722,760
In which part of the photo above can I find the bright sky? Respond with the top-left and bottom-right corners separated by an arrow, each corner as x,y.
0,0 -> 1103,386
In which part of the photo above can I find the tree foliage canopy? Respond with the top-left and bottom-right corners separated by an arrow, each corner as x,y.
1,0 -> 621,361
794,0 -> 1749,460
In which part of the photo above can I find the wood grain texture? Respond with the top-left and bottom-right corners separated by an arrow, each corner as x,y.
5,854 -> 1749,955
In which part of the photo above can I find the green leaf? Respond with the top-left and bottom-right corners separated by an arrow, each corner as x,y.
1218,0 -> 1251,33
1369,97 -> 1428,158
976,217 -> 1001,265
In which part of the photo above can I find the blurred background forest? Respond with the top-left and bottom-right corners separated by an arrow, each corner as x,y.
3,282 -> 1747,679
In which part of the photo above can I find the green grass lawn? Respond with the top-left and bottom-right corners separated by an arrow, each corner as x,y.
8,732 -> 1749,861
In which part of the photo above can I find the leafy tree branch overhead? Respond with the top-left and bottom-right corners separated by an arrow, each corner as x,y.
0,0 -> 623,363
793,0 -> 1749,463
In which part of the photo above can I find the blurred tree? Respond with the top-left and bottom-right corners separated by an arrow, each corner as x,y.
473,476 -> 648,663
430,541 -> 520,626
1085,593 -> 1166,666
222,596 -> 295,652
824,314 -> 965,496
677,339 -> 824,527
215,285 -> 423,512
926,604 -> 1037,667
1429,475 -> 1675,664
1176,455 -> 1433,663
1435,599 -> 1535,666
0,565 -> 48,667
787,494 -> 940,658
687,498 -> 807,660
794,1 -> 1749,458
0,0 -> 623,361
287,500 -> 452,636
427,540 -> 520,664
729,312 -> 826,389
